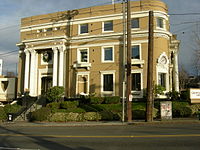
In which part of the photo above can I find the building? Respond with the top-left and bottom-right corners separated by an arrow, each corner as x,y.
17,0 -> 180,99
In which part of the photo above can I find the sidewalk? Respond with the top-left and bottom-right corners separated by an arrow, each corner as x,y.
1,118 -> 200,127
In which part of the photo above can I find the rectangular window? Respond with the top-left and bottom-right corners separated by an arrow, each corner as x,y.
80,24 -> 88,34
104,21 -> 113,31
131,18 -> 139,28
79,49 -> 88,63
158,73 -> 166,88
131,45 -> 140,59
157,18 -> 164,28
132,73 -> 141,91
102,47 -> 114,62
103,74 -> 113,91
46,28 -> 53,32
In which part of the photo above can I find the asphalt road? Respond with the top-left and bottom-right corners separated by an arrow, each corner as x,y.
0,123 -> 200,150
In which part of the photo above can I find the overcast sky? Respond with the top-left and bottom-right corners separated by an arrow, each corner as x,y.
0,0 -> 200,75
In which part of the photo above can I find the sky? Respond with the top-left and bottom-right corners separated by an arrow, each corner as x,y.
0,0 -> 200,75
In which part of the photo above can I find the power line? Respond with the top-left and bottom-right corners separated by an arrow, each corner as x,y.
0,50 -> 18,57
170,13 -> 200,16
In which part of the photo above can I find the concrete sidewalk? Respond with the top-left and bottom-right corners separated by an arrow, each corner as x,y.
1,118 -> 200,127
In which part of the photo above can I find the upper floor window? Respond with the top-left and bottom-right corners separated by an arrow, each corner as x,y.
79,24 -> 88,34
102,47 -> 114,62
103,21 -> 113,32
132,73 -> 141,91
131,18 -> 139,29
46,28 -> 53,32
78,49 -> 89,63
157,17 -> 164,29
131,45 -> 140,59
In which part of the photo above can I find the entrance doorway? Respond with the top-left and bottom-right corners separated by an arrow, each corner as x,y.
41,76 -> 52,95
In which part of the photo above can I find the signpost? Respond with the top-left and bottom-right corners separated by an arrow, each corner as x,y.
190,88 -> 200,104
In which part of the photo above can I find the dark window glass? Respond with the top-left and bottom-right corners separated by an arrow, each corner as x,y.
103,74 -> 113,91
104,47 -> 113,61
158,73 -> 166,88
132,73 -> 141,91
104,21 -> 113,31
80,24 -> 88,34
131,45 -> 140,59
131,18 -> 139,28
157,18 -> 164,28
80,50 -> 88,62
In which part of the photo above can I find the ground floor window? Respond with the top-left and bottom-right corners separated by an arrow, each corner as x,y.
103,74 -> 113,91
158,73 -> 166,88
131,73 -> 141,91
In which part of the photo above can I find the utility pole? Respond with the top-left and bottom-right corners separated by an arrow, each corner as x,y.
122,0 -> 127,122
146,11 -> 154,122
126,0 -> 132,122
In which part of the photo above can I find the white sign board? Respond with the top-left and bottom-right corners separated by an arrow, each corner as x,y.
160,101 -> 172,120
190,88 -> 200,103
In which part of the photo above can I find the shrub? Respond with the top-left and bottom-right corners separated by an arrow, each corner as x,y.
60,101 -> 79,109
0,107 -> 7,121
180,90 -> 190,102
190,104 -> 200,116
89,97 -> 104,104
154,85 -> 165,97
83,112 -> 101,121
99,111 -> 114,120
46,102 -> 60,110
66,108 -> 86,113
30,107 -> 51,121
79,104 -> 99,112
104,96 -> 121,104
65,112 -> 83,121
46,86 -> 64,102
172,102 -> 192,117
4,104 -> 22,114
166,91 -> 180,101
49,112 -> 66,122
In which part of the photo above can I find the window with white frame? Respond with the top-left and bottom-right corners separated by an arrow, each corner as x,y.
102,47 -> 114,62
131,18 -> 139,29
78,49 -> 89,63
131,73 -> 141,91
79,24 -> 88,34
158,73 -> 166,88
103,21 -> 113,32
103,74 -> 114,92
131,45 -> 140,59
157,17 -> 164,29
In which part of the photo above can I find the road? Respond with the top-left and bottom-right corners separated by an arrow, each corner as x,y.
0,123 -> 200,150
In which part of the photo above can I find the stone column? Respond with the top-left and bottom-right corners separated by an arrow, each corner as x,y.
52,47 -> 58,86
24,49 -> 30,91
29,49 -> 37,96
173,50 -> 179,92
58,46 -> 64,86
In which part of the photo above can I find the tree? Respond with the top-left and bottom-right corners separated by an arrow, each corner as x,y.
46,86 -> 64,103
179,66 -> 189,90
192,27 -> 200,76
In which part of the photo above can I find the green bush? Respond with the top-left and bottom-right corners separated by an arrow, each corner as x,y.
89,97 -> 104,104
46,102 -> 60,109
0,107 -> 7,121
30,107 -> 51,121
166,91 -> 180,101
180,90 -> 190,101
99,111 -> 114,120
65,112 -> 83,121
172,102 -> 192,117
49,112 -> 66,122
60,101 -> 79,109
83,112 -> 101,121
104,96 -> 121,104
154,85 -> 165,97
80,104 -> 99,112
4,104 -> 22,114
46,86 -> 64,102
190,104 -> 200,116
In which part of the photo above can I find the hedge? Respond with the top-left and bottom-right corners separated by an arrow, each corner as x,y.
104,96 -> 121,104
30,107 -> 51,121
